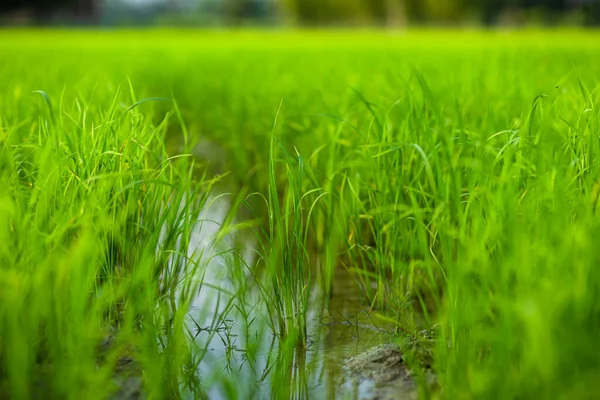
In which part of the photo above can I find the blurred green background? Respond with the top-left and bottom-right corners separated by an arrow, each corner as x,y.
1,0 -> 600,27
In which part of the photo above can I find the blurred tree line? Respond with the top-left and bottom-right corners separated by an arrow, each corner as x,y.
281,0 -> 600,25
0,0 -> 99,21
1,0 -> 599,25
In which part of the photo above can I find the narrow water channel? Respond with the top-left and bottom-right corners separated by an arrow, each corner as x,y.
179,194 -> 398,399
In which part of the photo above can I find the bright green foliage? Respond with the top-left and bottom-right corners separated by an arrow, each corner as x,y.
0,74 -> 209,398
2,29 -> 600,399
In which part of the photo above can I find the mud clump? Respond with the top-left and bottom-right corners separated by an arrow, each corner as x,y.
340,343 -> 436,400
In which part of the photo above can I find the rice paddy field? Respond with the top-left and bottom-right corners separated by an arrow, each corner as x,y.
2,29 -> 600,399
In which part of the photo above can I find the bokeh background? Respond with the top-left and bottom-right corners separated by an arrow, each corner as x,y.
1,0 -> 600,27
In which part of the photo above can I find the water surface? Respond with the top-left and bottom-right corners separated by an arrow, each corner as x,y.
181,195 -> 397,399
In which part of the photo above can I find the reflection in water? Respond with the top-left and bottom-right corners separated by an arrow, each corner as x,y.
179,195 -> 396,399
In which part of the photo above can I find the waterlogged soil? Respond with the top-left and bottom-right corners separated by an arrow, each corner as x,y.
341,344 -> 418,400
87,189 -> 438,400
87,199 -> 437,400
171,194 -> 437,400
340,343 -> 438,400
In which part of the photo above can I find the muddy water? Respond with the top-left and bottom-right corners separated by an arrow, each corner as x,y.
180,195 -> 400,399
